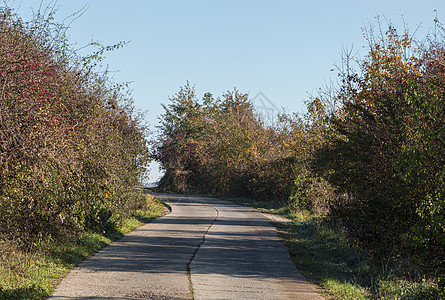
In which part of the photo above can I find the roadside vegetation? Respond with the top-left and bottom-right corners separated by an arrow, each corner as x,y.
1,1 -> 443,298
224,196 -> 442,299
0,193 -> 165,299
155,17 -> 444,299
0,4 -> 162,299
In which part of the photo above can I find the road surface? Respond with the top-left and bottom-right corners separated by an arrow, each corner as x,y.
50,193 -> 323,300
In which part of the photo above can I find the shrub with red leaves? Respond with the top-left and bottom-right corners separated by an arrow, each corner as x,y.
0,6 -> 149,244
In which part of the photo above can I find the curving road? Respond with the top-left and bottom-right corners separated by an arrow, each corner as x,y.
50,193 -> 324,300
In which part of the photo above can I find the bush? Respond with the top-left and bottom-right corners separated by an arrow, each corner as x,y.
0,5 -> 149,245
311,21 -> 445,262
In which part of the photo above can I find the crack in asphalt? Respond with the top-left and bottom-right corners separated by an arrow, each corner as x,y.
186,201 -> 220,300
50,194 -> 324,299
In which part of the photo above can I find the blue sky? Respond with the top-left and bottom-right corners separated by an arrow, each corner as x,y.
10,0 -> 444,182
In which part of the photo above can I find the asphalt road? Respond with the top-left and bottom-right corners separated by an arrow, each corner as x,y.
50,193 -> 324,300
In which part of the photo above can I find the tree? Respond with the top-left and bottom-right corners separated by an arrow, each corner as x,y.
154,84 -> 295,199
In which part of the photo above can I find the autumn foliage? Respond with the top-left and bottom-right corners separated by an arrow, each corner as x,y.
154,84 -> 295,200
0,7 -> 149,244
311,23 -> 444,262
156,21 -> 444,270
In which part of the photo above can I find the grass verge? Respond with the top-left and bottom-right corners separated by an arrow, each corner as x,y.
0,194 -> 167,300
220,196 -> 444,300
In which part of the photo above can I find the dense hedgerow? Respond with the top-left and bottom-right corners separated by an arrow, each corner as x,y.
0,6 -> 149,245
311,21 -> 445,265
154,84 -> 298,201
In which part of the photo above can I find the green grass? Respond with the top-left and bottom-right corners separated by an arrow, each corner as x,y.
0,194 -> 166,300
275,219 -> 373,299
219,196 -> 290,215
221,196 -> 444,300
